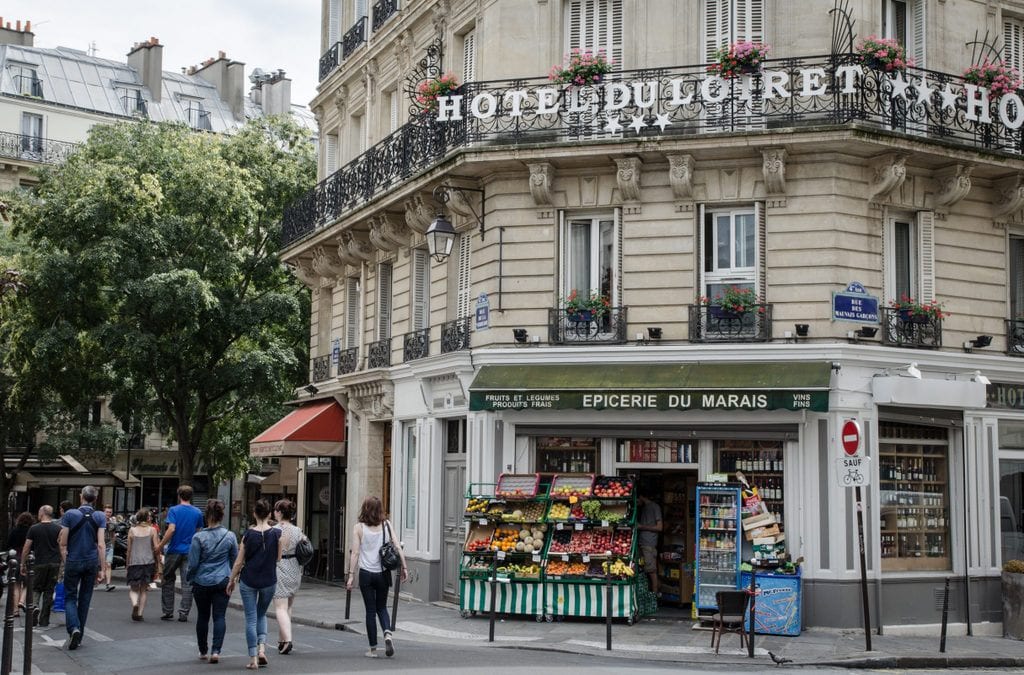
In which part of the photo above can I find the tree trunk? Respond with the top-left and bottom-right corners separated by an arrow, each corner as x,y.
178,442 -> 195,484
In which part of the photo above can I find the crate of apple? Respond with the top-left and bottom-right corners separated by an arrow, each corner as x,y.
590,529 -> 613,554
593,477 -> 633,498
550,474 -> 594,499
611,530 -> 632,556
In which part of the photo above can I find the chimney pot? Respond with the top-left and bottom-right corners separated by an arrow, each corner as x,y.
16,20 -> 21,31
218,50 -> 225,59
24,20 -> 30,32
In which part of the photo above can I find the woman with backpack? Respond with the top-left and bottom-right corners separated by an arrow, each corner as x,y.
228,499 -> 282,670
346,495 -> 408,659
187,500 -> 238,663
272,499 -> 304,655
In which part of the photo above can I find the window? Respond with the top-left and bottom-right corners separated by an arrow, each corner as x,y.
318,287 -> 333,357
353,0 -> 368,22
118,87 -> 147,117
411,249 -> 429,331
702,205 -> 759,300
885,211 -> 934,305
565,0 -> 623,68
325,132 -> 339,176
387,90 -> 400,134
185,101 -> 212,131
377,262 -> 392,340
461,29 -> 477,83
716,441 -> 784,524
454,233 -> 472,320
879,421 -> 950,571
703,0 -> 764,61
10,65 -> 41,97
561,212 -> 618,305
536,436 -> 598,473
446,419 -> 466,455
883,0 -> 925,68
998,423 -> 1024,564
328,0 -> 342,44
345,276 -> 361,348
20,112 -> 42,154
404,423 -> 418,528
1006,17 -> 1024,74
349,113 -> 364,160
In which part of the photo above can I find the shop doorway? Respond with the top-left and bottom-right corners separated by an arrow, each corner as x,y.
441,418 -> 467,602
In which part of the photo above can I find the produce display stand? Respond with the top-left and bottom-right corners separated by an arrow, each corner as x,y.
459,474 -> 644,623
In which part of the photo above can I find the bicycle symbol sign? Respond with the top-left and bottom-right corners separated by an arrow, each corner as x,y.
834,456 -> 872,488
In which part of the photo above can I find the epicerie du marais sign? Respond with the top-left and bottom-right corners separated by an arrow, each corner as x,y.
432,65 -> 1024,133
469,389 -> 828,412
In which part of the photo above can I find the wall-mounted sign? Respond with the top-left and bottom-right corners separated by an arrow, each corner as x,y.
986,382 -> 1024,409
475,293 -> 490,331
331,338 -> 341,364
470,388 -> 828,412
832,282 -> 879,323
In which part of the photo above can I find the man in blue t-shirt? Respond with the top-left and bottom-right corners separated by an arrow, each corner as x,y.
58,485 -> 108,650
157,484 -> 203,621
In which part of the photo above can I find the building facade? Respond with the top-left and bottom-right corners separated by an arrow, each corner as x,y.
284,0 -> 1024,631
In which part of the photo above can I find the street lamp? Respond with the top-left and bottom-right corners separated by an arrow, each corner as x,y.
428,184 -> 485,263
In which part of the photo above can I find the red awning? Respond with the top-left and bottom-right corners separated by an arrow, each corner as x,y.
250,400 -> 346,458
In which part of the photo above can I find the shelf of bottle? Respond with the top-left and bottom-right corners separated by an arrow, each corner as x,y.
880,528 -> 947,534
699,548 -> 736,553
697,581 -> 737,587
878,439 -> 949,447
699,527 -> 735,532
538,447 -> 597,452
880,504 -> 945,510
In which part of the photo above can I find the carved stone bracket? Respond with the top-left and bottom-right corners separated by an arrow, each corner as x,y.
404,194 -> 434,234
289,259 -> 319,288
615,157 -> 642,202
311,245 -> 346,280
333,84 -> 348,120
527,162 -> 555,206
994,173 -> 1024,218
667,154 -> 694,201
348,380 -> 395,421
446,186 -> 476,217
931,164 -> 973,214
868,153 -> 908,204
761,147 -> 787,196
369,213 -> 410,252
343,231 -> 375,262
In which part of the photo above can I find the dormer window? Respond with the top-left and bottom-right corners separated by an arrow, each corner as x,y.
118,87 -> 147,117
186,101 -> 212,131
10,64 -> 42,97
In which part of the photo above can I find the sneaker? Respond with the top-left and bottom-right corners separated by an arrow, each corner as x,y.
67,628 -> 82,651
384,632 -> 395,658
105,584 -> 115,592
178,613 -> 188,622
364,649 -> 379,658
160,613 -> 174,621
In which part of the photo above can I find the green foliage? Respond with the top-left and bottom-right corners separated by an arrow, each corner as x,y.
6,117 -> 315,482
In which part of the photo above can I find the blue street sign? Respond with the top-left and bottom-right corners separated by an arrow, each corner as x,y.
832,282 -> 879,324
331,338 -> 341,363
475,293 -> 490,331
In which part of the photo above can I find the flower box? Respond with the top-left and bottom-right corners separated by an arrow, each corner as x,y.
856,35 -> 913,73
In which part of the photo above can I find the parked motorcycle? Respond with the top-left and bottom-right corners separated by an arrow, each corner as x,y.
110,520 -> 129,569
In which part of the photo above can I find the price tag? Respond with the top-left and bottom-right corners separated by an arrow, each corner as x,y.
574,522 -> 584,531
582,554 -> 590,562
532,553 -> 540,562
556,522 -> 564,530
601,520 -> 609,528
478,518 -> 488,525
561,554 -> 569,561
497,550 -> 506,560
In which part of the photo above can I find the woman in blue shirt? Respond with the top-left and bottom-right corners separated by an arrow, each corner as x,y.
187,499 -> 238,663
228,499 -> 282,670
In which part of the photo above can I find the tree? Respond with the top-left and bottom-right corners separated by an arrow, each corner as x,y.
8,117 -> 315,483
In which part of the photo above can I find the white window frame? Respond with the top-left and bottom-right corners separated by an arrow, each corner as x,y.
883,0 -> 925,68
328,0 -> 342,44
403,422 -> 418,530
377,263 -> 392,340
559,210 -> 620,306
353,0 -> 368,23
884,210 -> 934,304
325,131 -> 339,176
701,204 -> 759,298
454,233 -> 472,320
565,0 -> 624,69
388,90 -> 400,134
1010,232 -> 1024,319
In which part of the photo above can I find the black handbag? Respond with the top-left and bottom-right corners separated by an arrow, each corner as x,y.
379,522 -> 400,572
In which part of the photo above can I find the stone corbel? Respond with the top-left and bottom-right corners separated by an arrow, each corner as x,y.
379,212 -> 411,249
868,153 -> 908,204
761,147 -> 787,198
289,259 -> 319,288
368,219 -> 397,253
994,173 -> 1024,218
930,164 -> 973,215
667,154 -> 695,202
615,157 -> 642,203
404,193 -> 434,234
311,245 -> 346,279
363,59 -> 379,103
343,231 -> 375,262
527,162 -> 555,206
333,84 -> 348,119
431,0 -> 450,35
446,187 -> 476,217
336,238 -> 362,267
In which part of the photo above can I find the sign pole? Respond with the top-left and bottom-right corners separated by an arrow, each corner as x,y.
855,486 -> 872,652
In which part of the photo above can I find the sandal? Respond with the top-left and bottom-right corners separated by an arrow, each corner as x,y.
257,654 -> 268,666
280,641 -> 293,655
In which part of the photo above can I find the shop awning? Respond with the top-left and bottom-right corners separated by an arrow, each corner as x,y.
469,362 -> 831,412
250,401 -> 346,458
112,471 -> 141,487
12,471 -> 37,493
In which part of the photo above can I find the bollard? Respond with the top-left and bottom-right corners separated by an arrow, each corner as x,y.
391,570 -> 401,630
605,579 -> 613,651
487,576 -> 498,643
344,582 -> 352,621
747,570 -> 757,659
939,576 -> 950,653
1,550 -> 18,675
22,553 -> 34,674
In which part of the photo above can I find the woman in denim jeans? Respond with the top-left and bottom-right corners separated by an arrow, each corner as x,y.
346,496 -> 408,658
187,500 -> 238,663
228,499 -> 281,669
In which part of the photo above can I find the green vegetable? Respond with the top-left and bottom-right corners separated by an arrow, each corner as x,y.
581,500 -> 602,520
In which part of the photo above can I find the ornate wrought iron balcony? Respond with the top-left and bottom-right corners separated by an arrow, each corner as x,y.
687,304 -> 772,343
441,317 -> 472,353
367,337 -> 391,368
1007,319 -> 1024,357
0,131 -> 78,164
338,346 -> 359,374
403,327 -> 430,362
372,0 -> 398,32
881,307 -> 942,349
342,17 -> 367,60
547,307 -> 628,345
319,42 -> 341,81
312,355 -> 331,382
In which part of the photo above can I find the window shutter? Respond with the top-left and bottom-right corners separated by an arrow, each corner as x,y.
1005,18 -> 1024,73
697,203 -> 707,293
318,287 -> 333,357
326,132 -> 339,175
354,0 -> 367,20
704,0 -> 730,61
567,1 -> 623,69
916,210 -> 935,303
1011,236 -> 1024,319
377,263 -> 392,340
463,30 -> 477,83
389,90 -> 399,133
911,0 -> 926,68
456,234 -> 472,319
346,277 -> 360,348
614,208 -> 623,304
329,0 -> 341,43
412,249 -> 429,330
756,201 -> 766,299
735,0 -> 764,43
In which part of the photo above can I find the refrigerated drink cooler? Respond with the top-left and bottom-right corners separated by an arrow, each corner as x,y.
694,482 -> 742,614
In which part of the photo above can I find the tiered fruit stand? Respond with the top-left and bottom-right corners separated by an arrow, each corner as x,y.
459,473 -> 642,623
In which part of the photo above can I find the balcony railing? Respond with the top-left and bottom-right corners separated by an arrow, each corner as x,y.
282,54 -> 1024,249
312,355 -> 331,382
441,317 -> 472,353
0,131 -> 78,164
342,17 -> 367,59
548,307 -> 628,345
688,304 -> 772,343
372,0 -> 398,32
367,337 -> 391,368
881,307 -> 942,349
403,327 -> 430,362
338,346 -> 359,374
14,75 -> 43,98
120,94 -> 148,117
319,42 -> 342,81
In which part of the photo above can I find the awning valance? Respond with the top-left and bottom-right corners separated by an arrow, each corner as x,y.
250,401 -> 346,458
469,362 -> 831,412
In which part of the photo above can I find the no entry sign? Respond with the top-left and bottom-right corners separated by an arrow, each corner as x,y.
841,419 -> 862,457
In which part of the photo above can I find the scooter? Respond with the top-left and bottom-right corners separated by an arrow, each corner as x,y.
111,520 -> 129,569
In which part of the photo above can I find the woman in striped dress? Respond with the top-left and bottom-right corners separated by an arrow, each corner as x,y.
273,499 -> 302,655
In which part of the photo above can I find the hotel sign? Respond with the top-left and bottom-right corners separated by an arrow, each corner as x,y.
987,382 -> 1024,409
469,389 -> 828,412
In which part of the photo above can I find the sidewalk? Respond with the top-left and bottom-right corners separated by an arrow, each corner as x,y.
189,573 -> 1023,670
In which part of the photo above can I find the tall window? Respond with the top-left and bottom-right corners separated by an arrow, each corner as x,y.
885,211 -> 933,304
117,87 -> 146,117
328,0 -> 342,44
704,0 -> 764,61
565,0 -> 623,68
1006,17 -> 1024,74
561,212 -> 618,304
461,29 -> 477,83
10,65 -> 41,97
702,206 -> 758,300
349,113 -> 364,161
377,263 -> 392,340
325,131 -> 339,176
883,0 -> 925,67
317,287 -> 333,357
454,233 -> 472,320
1011,235 -> 1024,319
20,112 -> 42,154
411,249 -> 430,331
345,276 -> 361,348
404,423 -> 418,529
353,0 -> 368,22
999,423 -> 1024,564
186,101 -> 212,131
387,90 -> 400,134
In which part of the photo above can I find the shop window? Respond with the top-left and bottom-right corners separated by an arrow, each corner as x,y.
404,423 -> 417,528
703,0 -> 764,62
715,440 -> 784,523
879,422 -> 950,571
701,205 -> 761,302
883,0 -> 925,68
560,211 -> 619,308
565,0 -> 623,69
616,439 -> 695,464
535,436 -> 598,474
999,422 -> 1024,563
885,211 -> 934,306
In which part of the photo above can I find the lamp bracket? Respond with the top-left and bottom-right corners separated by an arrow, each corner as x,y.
432,184 -> 486,240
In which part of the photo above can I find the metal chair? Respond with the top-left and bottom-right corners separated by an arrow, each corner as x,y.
711,590 -> 750,654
